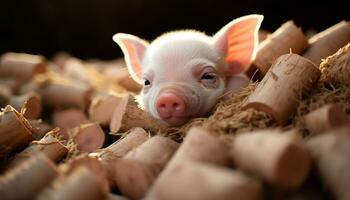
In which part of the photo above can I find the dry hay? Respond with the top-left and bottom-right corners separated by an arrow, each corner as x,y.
320,43 -> 350,87
202,83 -> 276,135
294,43 -> 350,131
166,82 -> 276,140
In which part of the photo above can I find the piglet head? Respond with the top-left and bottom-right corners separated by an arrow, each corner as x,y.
113,15 -> 263,126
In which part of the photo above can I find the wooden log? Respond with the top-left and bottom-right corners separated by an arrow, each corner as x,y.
230,130 -> 312,189
147,127 -> 232,199
113,68 -> 143,93
8,92 -> 42,119
53,108 -> 89,138
88,58 -> 125,72
258,29 -> 271,42
63,58 -> 91,84
109,96 -> 167,133
303,21 -> 350,66
103,66 -> 142,93
0,52 -> 47,81
281,176 -> 332,200
52,52 -> 71,69
306,127 -> 350,200
37,166 -> 108,200
108,193 -> 129,200
252,21 -> 309,75
0,154 -> 58,200
304,104 -> 349,134
29,119 -> 54,140
169,126 -> 231,166
0,105 -> 33,160
89,93 -> 127,126
5,130 -> 68,169
0,78 -> 20,92
37,80 -> 92,109
92,127 -> 149,186
113,136 -> 179,200
145,160 -> 263,200
63,155 -> 109,192
17,80 -> 39,95
244,54 -> 320,125
0,85 -> 12,107
97,127 -> 149,161
68,122 -> 105,152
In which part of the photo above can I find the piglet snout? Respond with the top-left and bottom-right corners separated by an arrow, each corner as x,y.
156,92 -> 186,119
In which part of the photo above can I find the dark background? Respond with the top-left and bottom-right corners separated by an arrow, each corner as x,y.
0,0 -> 348,60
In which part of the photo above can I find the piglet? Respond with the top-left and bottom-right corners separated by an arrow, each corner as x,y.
113,15 -> 263,126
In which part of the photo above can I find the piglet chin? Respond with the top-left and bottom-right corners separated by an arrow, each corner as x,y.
161,116 -> 189,127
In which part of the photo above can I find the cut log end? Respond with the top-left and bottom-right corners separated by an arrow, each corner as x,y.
274,142 -> 312,189
70,123 -> 105,152
9,92 -> 42,119
232,130 -> 312,190
168,126 -> 231,168
53,108 -> 88,139
114,159 -> 154,200
304,104 -> 349,134
0,105 -> 33,160
23,94 -> 42,119
306,128 -> 350,200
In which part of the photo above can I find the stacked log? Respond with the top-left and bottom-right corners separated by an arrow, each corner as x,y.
0,19 -> 349,200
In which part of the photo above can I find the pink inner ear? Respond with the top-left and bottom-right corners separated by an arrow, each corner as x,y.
226,18 -> 261,74
113,33 -> 148,84
123,42 -> 143,80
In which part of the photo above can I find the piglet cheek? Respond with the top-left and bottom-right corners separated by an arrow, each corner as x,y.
225,74 -> 250,93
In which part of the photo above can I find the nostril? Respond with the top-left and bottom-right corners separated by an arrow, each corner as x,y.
156,92 -> 186,118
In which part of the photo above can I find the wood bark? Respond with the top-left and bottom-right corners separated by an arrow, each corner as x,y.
245,54 -> 320,125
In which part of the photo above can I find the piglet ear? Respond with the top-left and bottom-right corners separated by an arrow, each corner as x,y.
213,15 -> 264,74
113,33 -> 149,84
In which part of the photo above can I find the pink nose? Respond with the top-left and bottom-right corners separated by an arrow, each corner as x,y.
156,92 -> 186,119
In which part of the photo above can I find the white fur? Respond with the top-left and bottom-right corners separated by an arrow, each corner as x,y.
140,30 -> 227,120
113,15 -> 263,126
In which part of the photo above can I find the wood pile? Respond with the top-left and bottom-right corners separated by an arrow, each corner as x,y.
0,20 -> 349,200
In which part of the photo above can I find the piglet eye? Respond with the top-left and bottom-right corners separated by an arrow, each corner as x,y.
200,72 -> 218,88
144,79 -> 151,86
201,73 -> 216,80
